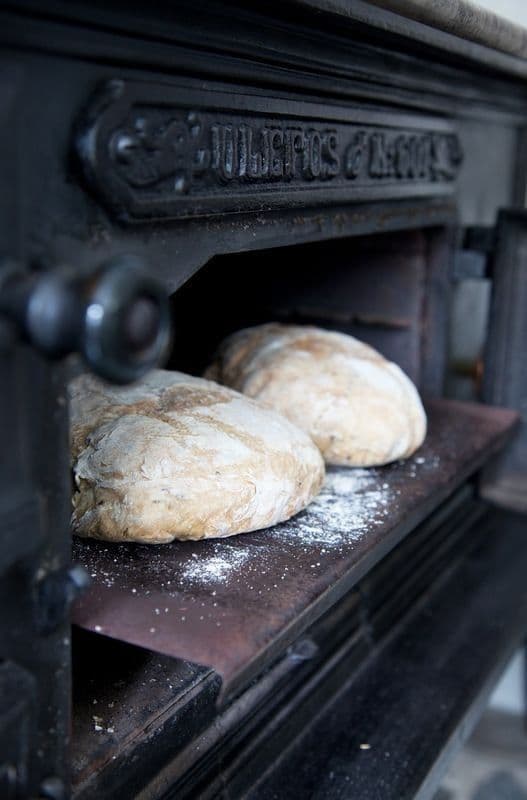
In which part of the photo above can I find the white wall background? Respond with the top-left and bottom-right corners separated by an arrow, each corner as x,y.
490,651 -> 525,713
474,0 -> 527,27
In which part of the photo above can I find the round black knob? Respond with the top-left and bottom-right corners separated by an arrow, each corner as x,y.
81,257 -> 171,383
122,296 -> 160,352
0,256 -> 172,384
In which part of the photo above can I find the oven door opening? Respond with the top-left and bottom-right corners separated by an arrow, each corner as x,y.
70,226 -> 518,800
168,226 -> 447,396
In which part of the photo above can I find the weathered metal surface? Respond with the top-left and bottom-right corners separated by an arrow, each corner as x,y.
72,399 -> 517,700
76,79 -> 462,223
367,0 -> 527,59
0,350 -> 72,797
291,0 -> 527,81
71,488 -> 477,800
70,630 -> 218,798
482,209 -> 527,512
247,508 -> 527,800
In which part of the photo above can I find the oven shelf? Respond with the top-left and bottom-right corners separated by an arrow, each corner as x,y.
70,487 -> 480,799
72,398 -> 517,701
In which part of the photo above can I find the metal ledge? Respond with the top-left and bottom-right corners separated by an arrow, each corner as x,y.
248,508 -> 527,800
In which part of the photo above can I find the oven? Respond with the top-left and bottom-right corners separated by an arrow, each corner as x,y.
1,2 -> 527,798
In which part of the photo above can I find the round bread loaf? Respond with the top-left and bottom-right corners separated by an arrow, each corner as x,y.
205,324 -> 426,467
69,370 -> 325,543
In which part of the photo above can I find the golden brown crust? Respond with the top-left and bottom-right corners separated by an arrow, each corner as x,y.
205,324 -> 427,467
69,370 -> 325,543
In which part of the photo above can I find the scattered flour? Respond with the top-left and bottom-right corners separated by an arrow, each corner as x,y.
269,467 -> 394,548
175,467 -> 395,585
75,465 -> 398,591
180,545 -> 252,585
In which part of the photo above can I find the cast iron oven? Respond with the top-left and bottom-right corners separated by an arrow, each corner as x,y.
1,2 -> 527,798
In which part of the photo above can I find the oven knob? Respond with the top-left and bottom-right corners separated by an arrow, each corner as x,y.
0,256 -> 171,383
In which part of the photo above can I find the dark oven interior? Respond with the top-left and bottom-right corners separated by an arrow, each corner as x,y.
68,223 -> 521,800
168,226 -> 448,395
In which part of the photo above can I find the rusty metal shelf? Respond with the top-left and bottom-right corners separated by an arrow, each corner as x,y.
72,398 -> 517,702
71,486 -> 481,799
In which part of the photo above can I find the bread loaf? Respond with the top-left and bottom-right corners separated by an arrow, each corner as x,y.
205,324 -> 426,467
69,370 -> 325,543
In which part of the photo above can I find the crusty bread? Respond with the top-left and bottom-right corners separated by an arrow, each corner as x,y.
205,324 -> 426,467
69,370 -> 325,543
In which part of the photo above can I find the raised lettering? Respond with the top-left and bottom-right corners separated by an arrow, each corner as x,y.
344,131 -> 367,179
211,124 -> 237,182
323,131 -> 340,177
270,129 -> 284,177
284,129 -> 304,178
88,84 -> 463,221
